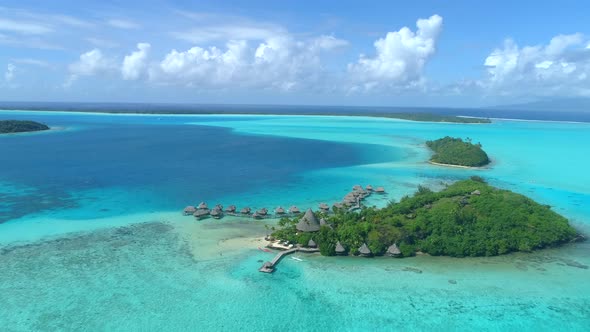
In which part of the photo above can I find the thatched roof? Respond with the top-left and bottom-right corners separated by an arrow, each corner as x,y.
308,239 -> 317,248
275,206 -> 285,214
296,209 -> 321,232
183,206 -> 196,214
358,243 -> 372,256
366,185 -> 373,191
471,190 -> 481,196
333,203 -> 344,209
335,241 -> 345,253
210,209 -> 221,217
215,204 -> 223,211
387,243 -> 401,256
194,209 -> 210,218
253,212 -> 263,219
319,203 -> 329,210
375,187 -> 385,193
257,208 -> 268,215
198,202 -> 208,209
226,205 -> 236,212
289,206 -> 300,214
240,207 -> 251,214
352,185 -> 363,191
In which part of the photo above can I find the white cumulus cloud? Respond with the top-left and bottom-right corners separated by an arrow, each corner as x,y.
5,63 -> 16,82
348,14 -> 443,91
122,43 -> 151,80
65,49 -> 115,87
152,33 -> 347,91
483,33 -> 590,97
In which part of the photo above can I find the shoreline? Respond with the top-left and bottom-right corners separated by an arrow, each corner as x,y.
427,160 -> 489,170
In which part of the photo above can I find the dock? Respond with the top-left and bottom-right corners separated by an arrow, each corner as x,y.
258,247 -> 320,273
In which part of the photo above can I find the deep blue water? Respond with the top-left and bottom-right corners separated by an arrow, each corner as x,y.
0,114 -> 398,222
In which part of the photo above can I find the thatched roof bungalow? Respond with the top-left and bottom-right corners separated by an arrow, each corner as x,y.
308,239 -> 317,248
352,185 -> 363,191
183,206 -> 196,215
198,202 -> 208,209
215,204 -> 223,211
289,206 -> 301,214
253,212 -> 263,219
387,243 -> 402,257
366,185 -> 373,191
210,208 -> 222,219
225,205 -> 236,213
358,243 -> 372,257
335,241 -> 346,255
319,203 -> 330,211
194,209 -> 210,219
296,209 -> 321,232
375,187 -> 385,194
257,208 -> 268,216
240,207 -> 251,214
275,206 -> 286,214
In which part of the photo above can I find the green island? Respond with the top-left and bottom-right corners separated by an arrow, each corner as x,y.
427,136 -> 491,167
0,120 -> 49,134
271,178 -> 579,258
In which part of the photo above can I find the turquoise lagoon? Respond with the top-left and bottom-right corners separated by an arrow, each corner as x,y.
0,110 -> 589,331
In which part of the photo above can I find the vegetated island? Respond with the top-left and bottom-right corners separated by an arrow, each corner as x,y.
427,136 -> 491,167
0,120 -> 49,134
271,178 -> 579,258
0,102 -> 491,123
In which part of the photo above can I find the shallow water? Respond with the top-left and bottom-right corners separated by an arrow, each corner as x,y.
0,110 -> 589,331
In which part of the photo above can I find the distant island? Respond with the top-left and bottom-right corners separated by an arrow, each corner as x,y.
0,120 -> 49,134
0,102 -> 491,124
271,178 -> 579,258
426,136 -> 490,167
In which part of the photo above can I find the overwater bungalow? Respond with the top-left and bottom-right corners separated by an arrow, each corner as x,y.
198,202 -> 208,209
375,187 -> 386,194
183,206 -> 196,215
194,209 -> 210,219
335,241 -> 346,255
366,185 -> 373,191
352,185 -> 363,192
319,203 -> 330,211
225,205 -> 237,213
308,239 -> 317,248
358,243 -> 372,257
210,208 -> 222,219
387,243 -> 402,257
240,207 -> 251,214
275,206 -> 286,214
296,209 -> 321,232
257,208 -> 268,216
253,212 -> 263,219
333,202 -> 344,209
289,206 -> 301,214
215,204 -> 223,211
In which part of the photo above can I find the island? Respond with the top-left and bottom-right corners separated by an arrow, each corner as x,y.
271,177 -> 578,258
426,136 -> 490,167
0,120 -> 49,134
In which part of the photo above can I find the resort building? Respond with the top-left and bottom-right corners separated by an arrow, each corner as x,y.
296,209 -> 321,232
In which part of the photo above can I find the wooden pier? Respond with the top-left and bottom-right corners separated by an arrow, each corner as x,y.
259,247 -> 320,273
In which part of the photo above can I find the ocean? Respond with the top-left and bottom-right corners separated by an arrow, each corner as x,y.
0,108 -> 589,331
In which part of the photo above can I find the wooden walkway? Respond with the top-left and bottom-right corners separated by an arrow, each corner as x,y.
259,247 -> 320,273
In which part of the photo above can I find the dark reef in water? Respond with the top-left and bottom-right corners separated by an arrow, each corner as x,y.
0,120 -> 49,134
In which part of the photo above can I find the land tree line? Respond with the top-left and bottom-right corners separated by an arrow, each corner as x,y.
272,177 -> 578,257
426,136 -> 491,167
0,120 -> 49,134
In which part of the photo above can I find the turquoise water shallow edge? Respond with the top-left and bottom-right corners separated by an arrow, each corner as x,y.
1,110 -> 589,331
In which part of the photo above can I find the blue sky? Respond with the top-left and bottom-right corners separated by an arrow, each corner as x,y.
1,0 -> 589,107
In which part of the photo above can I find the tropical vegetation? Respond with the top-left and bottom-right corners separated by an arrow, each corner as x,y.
271,178 -> 578,258
0,120 -> 49,134
427,136 -> 490,167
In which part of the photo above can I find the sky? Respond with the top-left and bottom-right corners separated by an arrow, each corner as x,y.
1,0 -> 590,107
